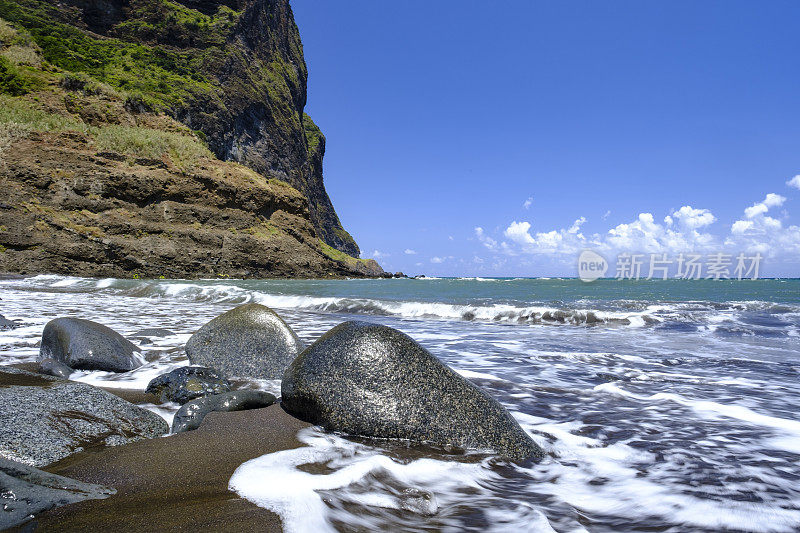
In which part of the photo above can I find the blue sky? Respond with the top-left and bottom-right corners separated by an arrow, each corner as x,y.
292,0 -> 800,277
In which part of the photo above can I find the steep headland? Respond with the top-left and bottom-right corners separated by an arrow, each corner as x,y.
0,0 -> 379,278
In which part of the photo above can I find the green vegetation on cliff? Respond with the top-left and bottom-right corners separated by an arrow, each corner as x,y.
0,0 -> 369,270
0,0 -> 301,121
0,94 -> 211,170
0,0 -> 219,111
303,113 -> 322,153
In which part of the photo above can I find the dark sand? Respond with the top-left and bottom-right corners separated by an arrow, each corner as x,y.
28,404 -> 311,532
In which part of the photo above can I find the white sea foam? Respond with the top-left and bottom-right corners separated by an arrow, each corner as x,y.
593,383 -> 800,454
515,412 -> 800,532
454,368 -> 506,382
230,428 -> 557,533
7,275 -> 798,334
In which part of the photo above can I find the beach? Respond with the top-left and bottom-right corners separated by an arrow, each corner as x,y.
1,275 -> 799,531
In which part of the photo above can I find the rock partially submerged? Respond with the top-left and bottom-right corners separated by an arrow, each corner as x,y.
40,318 -> 143,373
0,368 -> 168,467
145,366 -> 231,404
0,457 -> 114,530
0,313 -> 21,330
172,390 -> 277,433
186,304 -> 304,379
281,321 -> 543,461
38,358 -> 73,379
132,328 -> 175,337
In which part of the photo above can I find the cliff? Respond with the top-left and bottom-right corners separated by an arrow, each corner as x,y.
0,0 -> 381,278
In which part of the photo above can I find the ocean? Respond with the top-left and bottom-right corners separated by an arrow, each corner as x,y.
1,275 -> 799,532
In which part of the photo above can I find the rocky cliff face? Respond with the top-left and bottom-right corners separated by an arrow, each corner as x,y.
0,1 -> 382,278
201,0 -> 361,256
1,0 -> 361,256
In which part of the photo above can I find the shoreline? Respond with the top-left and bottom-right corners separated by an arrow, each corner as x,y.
28,404 -> 310,532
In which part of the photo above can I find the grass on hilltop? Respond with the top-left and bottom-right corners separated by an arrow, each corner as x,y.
0,94 -> 211,168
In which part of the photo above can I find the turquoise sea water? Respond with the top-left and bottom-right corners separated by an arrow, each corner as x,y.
1,275 -> 799,531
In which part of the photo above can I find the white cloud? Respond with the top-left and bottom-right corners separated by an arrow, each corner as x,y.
404,249 -> 417,255
502,218 -> 596,255
371,250 -> 387,258
726,193 -> 799,257
448,235 -> 454,241
744,193 -> 785,219
483,194 -> 797,265
474,226 -> 498,251
504,221 -> 536,245
787,175 -> 800,190
602,210 -> 611,220
731,220 -> 753,234
669,206 -> 716,229
430,256 -> 445,263
568,216 -> 586,234
523,197 -> 533,209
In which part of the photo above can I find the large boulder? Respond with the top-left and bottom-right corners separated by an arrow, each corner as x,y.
0,368 -> 168,467
185,304 -> 304,379
145,366 -> 231,404
39,318 -> 143,373
171,390 -> 276,433
281,321 -> 543,461
0,457 -> 114,530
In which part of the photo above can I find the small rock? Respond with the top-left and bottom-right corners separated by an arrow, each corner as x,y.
0,368 -> 168,466
0,313 -> 20,330
281,321 -> 543,461
0,457 -> 115,530
172,390 -> 276,433
145,366 -> 231,404
185,303 -> 304,379
39,318 -> 143,373
399,488 -> 438,516
37,358 -> 73,379
133,328 -> 175,337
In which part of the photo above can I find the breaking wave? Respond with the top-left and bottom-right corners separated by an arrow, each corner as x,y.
8,275 -> 800,333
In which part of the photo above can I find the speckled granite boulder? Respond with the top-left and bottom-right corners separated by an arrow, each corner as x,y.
0,368 -> 168,467
40,318 -> 143,373
172,390 -> 276,433
0,457 -> 114,530
145,366 -> 231,404
38,358 -> 73,379
185,304 -> 304,379
281,321 -> 543,461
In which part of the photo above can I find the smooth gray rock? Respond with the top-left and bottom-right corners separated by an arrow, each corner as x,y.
0,368 -> 168,467
39,318 -> 143,373
281,321 -> 543,461
185,304 -> 304,379
171,390 -> 276,433
37,358 -> 73,379
0,457 -> 114,530
145,366 -> 231,404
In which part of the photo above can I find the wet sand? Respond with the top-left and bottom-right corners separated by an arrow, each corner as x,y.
29,404 -> 311,532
